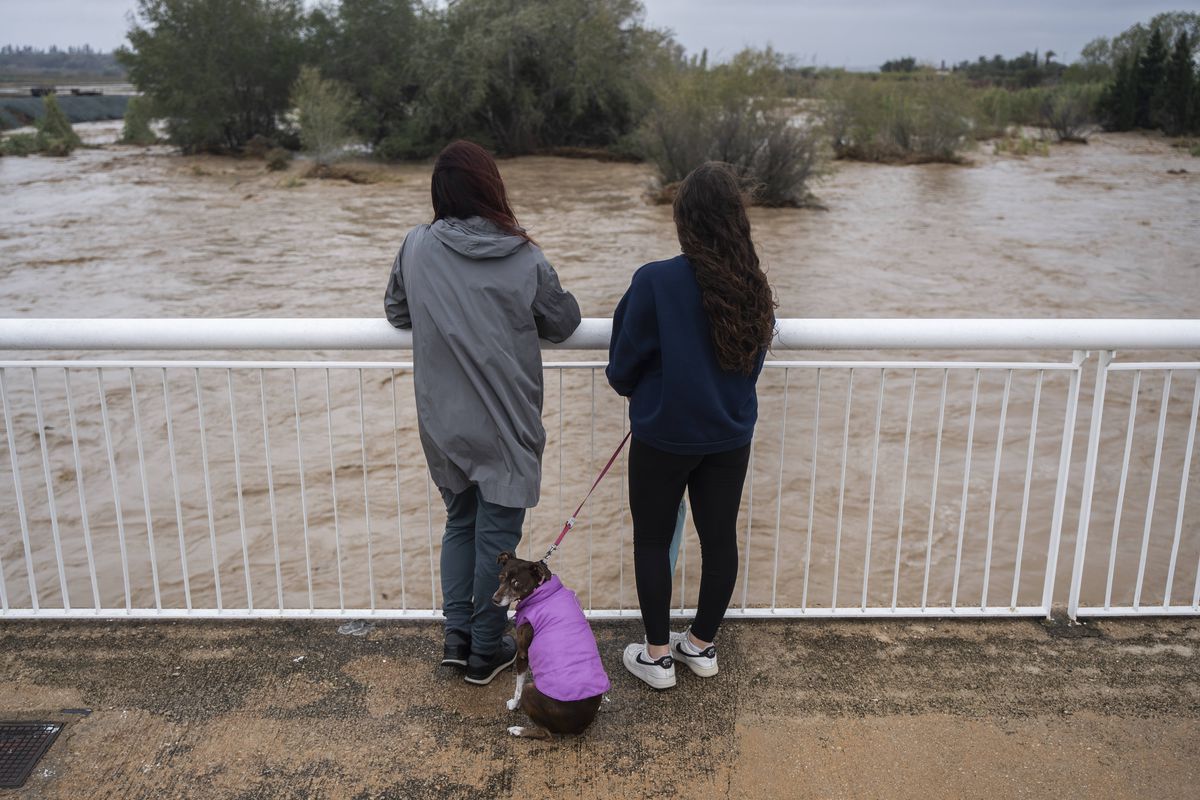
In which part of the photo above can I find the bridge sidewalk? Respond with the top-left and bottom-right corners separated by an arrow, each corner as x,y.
2,617 -> 1197,799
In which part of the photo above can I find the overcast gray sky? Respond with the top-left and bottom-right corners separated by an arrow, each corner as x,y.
0,0 -> 1187,68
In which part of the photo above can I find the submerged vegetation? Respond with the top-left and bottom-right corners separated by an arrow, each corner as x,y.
1040,83 -> 1105,142
291,66 -> 357,166
119,95 -> 157,145
95,3 -> 1200,200
638,49 -> 824,206
821,76 -> 972,163
119,0 -> 305,153
0,94 -> 83,156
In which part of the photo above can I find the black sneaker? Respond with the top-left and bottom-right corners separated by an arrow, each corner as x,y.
441,629 -> 471,667
464,634 -> 517,685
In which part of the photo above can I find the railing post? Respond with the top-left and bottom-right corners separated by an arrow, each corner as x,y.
1068,350 -> 1112,619
1042,350 -> 1087,618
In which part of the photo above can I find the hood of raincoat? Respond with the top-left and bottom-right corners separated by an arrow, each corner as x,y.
430,216 -> 528,259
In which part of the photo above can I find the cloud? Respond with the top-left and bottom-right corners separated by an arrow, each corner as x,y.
640,0 -> 1187,67
1,0 -> 134,49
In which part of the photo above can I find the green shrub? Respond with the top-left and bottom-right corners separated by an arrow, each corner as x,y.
1039,83 -> 1103,142
374,131 -> 426,161
119,95 -> 157,145
118,0 -> 305,152
36,94 -> 82,155
748,112 -> 824,206
637,48 -> 825,206
291,65 -> 358,165
1007,87 -> 1049,125
409,0 -> 662,156
823,76 -> 971,162
971,86 -> 1051,138
0,132 -> 40,156
973,88 -> 1015,139
993,133 -> 1049,157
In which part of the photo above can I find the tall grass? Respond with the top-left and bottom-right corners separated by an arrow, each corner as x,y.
821,76 -> 972,163
972,87 -> 1046,138
971,83 -> 1103,141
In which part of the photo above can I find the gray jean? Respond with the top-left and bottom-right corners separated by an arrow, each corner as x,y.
440,486 -> 525,656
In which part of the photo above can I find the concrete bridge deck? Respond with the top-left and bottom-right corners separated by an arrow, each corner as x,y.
2,617 -> 1198,799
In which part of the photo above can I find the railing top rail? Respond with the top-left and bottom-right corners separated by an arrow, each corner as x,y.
1,318 -> 1199,352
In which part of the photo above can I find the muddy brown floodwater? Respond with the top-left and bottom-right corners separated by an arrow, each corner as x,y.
0,120 -> 1197,615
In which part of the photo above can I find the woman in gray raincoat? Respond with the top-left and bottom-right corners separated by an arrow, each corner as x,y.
384,140 -> 581,685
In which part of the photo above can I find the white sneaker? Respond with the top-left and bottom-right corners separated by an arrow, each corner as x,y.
622,642 -> 676,690
670,629 -> 719,677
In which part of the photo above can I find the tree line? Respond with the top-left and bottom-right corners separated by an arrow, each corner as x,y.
877,12 -> 1200,136
117,0 -> 665,158
1099,26 -> 1199,134
0,45 -> 125,78
103,2 -> 1200,208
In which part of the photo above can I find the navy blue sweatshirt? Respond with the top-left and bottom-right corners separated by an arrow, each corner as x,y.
607,255 -> 766,455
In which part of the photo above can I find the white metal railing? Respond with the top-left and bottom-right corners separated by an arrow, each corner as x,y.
2,317 -> 1200,351
0,318 -> 1198,622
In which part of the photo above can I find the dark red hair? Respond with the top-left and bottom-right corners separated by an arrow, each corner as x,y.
431,140 -> 530,241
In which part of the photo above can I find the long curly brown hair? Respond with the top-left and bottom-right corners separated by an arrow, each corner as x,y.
673,162 -> 776,375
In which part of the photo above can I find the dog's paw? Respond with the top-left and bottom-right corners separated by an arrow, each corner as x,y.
507,726 -> 525,737
506,698 -> 519,711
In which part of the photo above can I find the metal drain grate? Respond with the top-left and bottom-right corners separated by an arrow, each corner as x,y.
0,722 -> 64,789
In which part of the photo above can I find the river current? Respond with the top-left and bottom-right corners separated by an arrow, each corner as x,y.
1,121 -> 1197,613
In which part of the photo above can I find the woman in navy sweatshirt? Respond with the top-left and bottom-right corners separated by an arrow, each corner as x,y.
607,162 -> 775,690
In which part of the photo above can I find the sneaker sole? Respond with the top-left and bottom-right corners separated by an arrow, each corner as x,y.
676,655 -> 718,678
622,649 -> 676,690
440,657 -> 468,667
463,653 -> 516,685
670,634 -> 718,677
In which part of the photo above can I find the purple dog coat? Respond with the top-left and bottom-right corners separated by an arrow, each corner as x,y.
513,575 -> 610,702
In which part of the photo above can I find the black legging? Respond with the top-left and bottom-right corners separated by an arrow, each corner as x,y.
629,437 -> 751,646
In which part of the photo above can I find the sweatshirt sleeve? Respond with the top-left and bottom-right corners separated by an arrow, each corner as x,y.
532,258 -> 582,343
383,241 -> 411,330
606,270 -> 658,397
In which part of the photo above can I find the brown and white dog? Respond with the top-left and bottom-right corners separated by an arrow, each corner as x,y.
491,551 -> 610,739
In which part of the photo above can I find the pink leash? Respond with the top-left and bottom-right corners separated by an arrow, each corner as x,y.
540,431 -> 633,563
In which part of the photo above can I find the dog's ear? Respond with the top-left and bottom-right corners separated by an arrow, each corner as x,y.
536,560 -> 551,584
497,551 -> 513,566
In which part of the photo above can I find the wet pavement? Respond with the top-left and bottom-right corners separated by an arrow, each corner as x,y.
2,615 -> 1198,798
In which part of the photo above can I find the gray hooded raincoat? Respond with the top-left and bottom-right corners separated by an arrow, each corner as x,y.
384,216 -> 581,508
